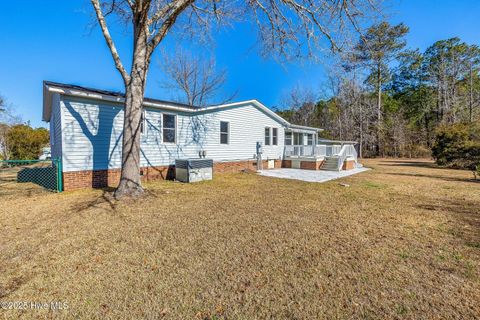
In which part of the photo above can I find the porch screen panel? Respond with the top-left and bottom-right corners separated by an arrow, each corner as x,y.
307,134 -> 313,145
285,132 -> 292,145
293,133 -> 304,145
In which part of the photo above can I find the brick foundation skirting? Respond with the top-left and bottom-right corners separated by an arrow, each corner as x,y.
300,160 -> 324,170
63,159 -> 282,191
281,160 -> 292,168
62,165 -> 175,191
342,160 -> 355,170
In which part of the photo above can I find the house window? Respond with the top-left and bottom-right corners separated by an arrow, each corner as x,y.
272,128 -> 278,145
307,134 -> 313,145
285,131 -> 292,145
220,121 -> 229,144
162,114 -> 176,143
265,127 -> 271,145
140,110 -> 146,134
293,132 -> 303,145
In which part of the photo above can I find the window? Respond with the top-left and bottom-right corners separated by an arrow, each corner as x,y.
272,128 -> 278,145
140,110 -> 146,134
265,127 -> 271,145
162,114 -> 176,143
285,131 -> 292,145
220,121 -> 229,144
307,134 -> 313,145
293,132 -> 303,145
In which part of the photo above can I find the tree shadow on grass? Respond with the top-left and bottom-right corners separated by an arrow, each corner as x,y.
70,188 -> 118,214
384,172 -> 479,184
69,186 -> 162,214
418,199 -> 480,247
377,159 -> 440,169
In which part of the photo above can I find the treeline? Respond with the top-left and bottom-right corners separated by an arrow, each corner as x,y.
277,22 -> 480,161
0,98 -> 49,160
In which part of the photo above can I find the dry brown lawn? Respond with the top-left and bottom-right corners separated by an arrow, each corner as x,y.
0,159 -> 479,319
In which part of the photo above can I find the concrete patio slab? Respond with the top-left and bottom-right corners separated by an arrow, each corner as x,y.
257,167 -> 370,183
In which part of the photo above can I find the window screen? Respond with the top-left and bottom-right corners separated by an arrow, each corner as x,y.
220,121 -> 229,144
265,127 -> 271,145
163,114 -> 176,143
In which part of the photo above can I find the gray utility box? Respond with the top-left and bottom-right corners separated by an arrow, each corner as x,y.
175,159 -> 213,183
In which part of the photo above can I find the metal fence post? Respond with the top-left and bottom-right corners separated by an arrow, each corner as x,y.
56,158 -> 63,192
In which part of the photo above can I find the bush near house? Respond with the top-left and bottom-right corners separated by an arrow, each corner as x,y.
432,123 -> 480,178
5,124 -> 49,160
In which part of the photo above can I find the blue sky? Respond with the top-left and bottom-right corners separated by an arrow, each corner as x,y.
1,0 -> 479,128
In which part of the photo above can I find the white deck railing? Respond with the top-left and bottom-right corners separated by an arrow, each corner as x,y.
335,144 -> 359,170
284,144 -> 353,158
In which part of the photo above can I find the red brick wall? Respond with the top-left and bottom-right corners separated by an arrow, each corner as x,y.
282,160 -> 292,168
63,165 -> 173,191
342,160 -> 355,170
141,166 -> 175,181
213,160 -> 257,173
63,169 -> 121,190
300,160 -> 323,170
62,160 -> 282,191
274,160 -> 282,168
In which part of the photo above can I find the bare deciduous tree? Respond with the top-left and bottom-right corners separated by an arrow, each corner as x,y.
89,0 -> 381,197
281,85 -> 318,126
160,49 -> 235,107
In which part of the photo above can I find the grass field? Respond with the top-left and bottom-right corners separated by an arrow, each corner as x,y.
0,159 -> 479,319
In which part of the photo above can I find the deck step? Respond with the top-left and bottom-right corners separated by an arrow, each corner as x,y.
321,156 -> 341,171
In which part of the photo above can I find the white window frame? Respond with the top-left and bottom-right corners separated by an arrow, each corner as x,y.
307,134 -> 313,145
140,110 -> 147,134
285,131 -> 292,145
293,132 -> 304,145
272,127 -> 278,145
219,120 -> 229,145
162,113 -> 177,144
265,127 -> 271,146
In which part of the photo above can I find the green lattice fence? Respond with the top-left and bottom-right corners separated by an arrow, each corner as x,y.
0,159 -> 63,192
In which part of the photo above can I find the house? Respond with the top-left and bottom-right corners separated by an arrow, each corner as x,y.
43,81 -> 359,190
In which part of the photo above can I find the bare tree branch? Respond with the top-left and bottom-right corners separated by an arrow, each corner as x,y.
91,0 -> 130,83
160,49 -> 236,107
147,0 -> 195,54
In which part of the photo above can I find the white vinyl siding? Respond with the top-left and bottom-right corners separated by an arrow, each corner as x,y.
49,93 -> 62,160
59,98 -> 286,172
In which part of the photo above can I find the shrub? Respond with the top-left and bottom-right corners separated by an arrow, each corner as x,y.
5,125 -> 49,160
432,123 -> 480,176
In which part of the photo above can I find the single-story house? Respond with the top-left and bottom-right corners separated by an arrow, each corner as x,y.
43,81 -> 359,190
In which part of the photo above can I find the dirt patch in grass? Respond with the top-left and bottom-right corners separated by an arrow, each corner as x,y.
0,158 -> 479,319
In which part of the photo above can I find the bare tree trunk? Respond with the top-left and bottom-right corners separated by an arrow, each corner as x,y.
115,17 -> 151,198
116,77 -> 146,197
